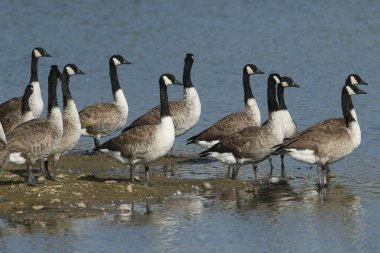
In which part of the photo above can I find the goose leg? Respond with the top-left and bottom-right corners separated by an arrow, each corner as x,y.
280,154 -> 285,177
94,136 -> 101,150
227,165 -> 232,179
130,164 -> 134,183
232,165 -> 241,180
145,165 -> 150,183
27,163 -> 43,186
44,160 -> 57,181
322,165 -> 328,187
253,165 -> 258,182
316,165 -> 323,189
268,157 -> 274,177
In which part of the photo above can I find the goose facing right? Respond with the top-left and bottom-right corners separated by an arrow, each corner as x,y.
273,78 -> 367,189
187,64 -> 264,148
7,65 -> 63,186
97,74 -> 182,183
0,47 -> 51,133
79,55 -> 131,149
43,64 -> 84,180
200,73 -> 286,180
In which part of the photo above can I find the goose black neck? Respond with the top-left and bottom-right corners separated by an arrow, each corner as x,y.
30,55 -> 39,83
62,74 -> 72,108
277,85 -> 287,110
47,71 -> 59,116
267,78 -> 278,113
21,90 -> 31,114
342,87 -> 355,127
110,63 -> 121,96
160,83 -> 170,118
183,59 -> 193,88
243,71 -> 254,104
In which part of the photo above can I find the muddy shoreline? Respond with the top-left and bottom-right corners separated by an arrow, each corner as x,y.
0,154 -> 256,224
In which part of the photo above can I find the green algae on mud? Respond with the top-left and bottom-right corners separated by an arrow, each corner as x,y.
0,154 -> 256,224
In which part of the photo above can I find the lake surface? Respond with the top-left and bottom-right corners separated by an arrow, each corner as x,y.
0,0 -> 379,252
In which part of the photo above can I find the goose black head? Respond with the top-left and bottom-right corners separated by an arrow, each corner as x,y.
268,73 -> 282,85
185,53 -> 194,64
281,76 -> 300,88
50,65 -> 62,81
160,73 -> 183,86
63,64 -> 85,76
345,74 -> 368,86
110,55 -> 131,66
33,47 -> 52,58
345,84 -> 367,96
244,64 -> 264,75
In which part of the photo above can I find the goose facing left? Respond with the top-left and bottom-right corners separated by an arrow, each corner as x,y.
97,73 -> 182,183
7,65 -> 63,186
79,55 -> 131,149
0,47 -> 51,133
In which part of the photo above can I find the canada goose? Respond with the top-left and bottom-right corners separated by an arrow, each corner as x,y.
7,65 -> 63,186
97,73 -> 182,183
79,55 -> 131,149
200,73 -> 287,181
0,122 -> 9,171
273,76 -> 367,188
122,53 -> 201,137
187,64 -> 264,148
43,64 -> 84,180
274,76 -> 300,177
0,47 -> 51,132
2,85 -> 34,135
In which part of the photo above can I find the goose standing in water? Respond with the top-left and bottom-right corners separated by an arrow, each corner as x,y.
3,85 -> 34,135
187,64 -> 264,148
97,74 -> 182,183
273,76 -> 299,177
7,65 -> 63,186
0,47 -> 51,133
200,74 -> 288,180
123,53 -> 201,138
273,75 -> 367,189
79,55 -> 130,149
43,64 -> 84,180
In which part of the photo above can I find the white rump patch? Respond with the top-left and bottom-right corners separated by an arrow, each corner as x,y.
65,66 -> 76,76
198,140 -> 220,149
33,49 -> 42,58
246,66 -> 254,75
287,148 -> 317,164
10,153 -> 26,164
163,75 -> 173,86
207,152 -> 237,165
100,149 -> 129,164
350,76 -> 358,85
346,86 -> 356,95
112,58 -> 122,66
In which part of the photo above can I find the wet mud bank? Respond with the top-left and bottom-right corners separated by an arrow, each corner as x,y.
0,154 -> 256,224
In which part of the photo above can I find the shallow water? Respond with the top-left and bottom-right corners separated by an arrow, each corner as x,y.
0,0 -> 379,252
